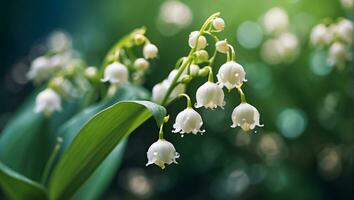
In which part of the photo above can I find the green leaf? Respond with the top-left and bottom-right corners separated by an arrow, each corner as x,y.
52,85 -> 148,199
0,92 -> 83,182
0,162 -> 47,200
49,100 -> 166,200
72,140 -> 127,200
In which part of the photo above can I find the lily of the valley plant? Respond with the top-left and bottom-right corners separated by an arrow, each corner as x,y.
0,12 -> 262,200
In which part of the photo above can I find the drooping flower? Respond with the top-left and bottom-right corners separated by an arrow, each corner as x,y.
146,139 -> 179,169
27,56 -> 54,82
310,24 -> 332,47
231,102 -> 262,131
173,108 -> 205,135
101,62 -> 129,84
195,82 -> 225,109
152,80 -> 185,104
189,64 -> 200,76
327,42 -> 350,67
217,61 -> 246,90
188,31 -> 207,50
134,58 -> 150,71
215,40 -> 229,54
85,66 -> 98,78
213,17 -> 225,31
143,43 -> 158,59
276,32 -> 299,61
335,19 -> 353,45
263,7 -> 289,35
35,88 -> 62,115
195,50 -> 209,63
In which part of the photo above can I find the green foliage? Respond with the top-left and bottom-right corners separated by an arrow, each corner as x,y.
0,162 -> 47,200
49,100 -> 166,199
0,84 -> 166,200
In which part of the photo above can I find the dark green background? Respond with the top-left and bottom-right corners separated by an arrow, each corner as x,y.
1,0 -> 353,199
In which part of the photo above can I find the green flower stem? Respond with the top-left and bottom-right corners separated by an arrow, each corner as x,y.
204,66 -> 214,82
237,87 -> 247,103
204,31 -> 220,66
228,44 -> 236,61
159,123 -> 164,139
161,12 -> 220,106
41,137 -> 63,185
179,93 -> 192,108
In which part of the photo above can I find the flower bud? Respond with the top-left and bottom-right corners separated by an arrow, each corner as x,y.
180,75 -> 192,84
146,139 -> 179,169
310,24 -> 332,47
195,82 -> 225,109
85,66 -> 98,79
173,108 -> 205,135
143,43 -> 158,59
263,7 -> 289,35
213,17 -> 225,31
231,102 -> 262,131
101,62 -> 129,84
152,80 -> 185,104
335,19 -> 353,45
215,40 -> 229,54
133,33 -> 145,45
217,61 -> 246,90
27,56 -> 54,82
327,42 -> 350,67
35,88 -> 62,115
277,32 -> 299,61
134,58 -> 150,71
189,64 -> 200,76
340,0 -> 353,10
195,50 -> 209,63
188,31 -> 207,50
198,67 -> 211,77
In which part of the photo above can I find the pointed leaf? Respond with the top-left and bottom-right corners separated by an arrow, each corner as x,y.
0,162 -> 47,200
49,100 -> 165,199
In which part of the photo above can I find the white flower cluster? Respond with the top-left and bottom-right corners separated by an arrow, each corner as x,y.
28,31 -> 87,115
147,14 -> 262,170
102,33 -> 158,88
261,7 -> 299,65
310,18 -> 353,69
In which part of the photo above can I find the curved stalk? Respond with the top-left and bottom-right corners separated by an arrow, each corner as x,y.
161,12 -> 220,106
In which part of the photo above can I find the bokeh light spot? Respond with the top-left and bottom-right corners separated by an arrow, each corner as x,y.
277,108 -> 307,139
237,21 -> 263,49
310,50 -> 333,76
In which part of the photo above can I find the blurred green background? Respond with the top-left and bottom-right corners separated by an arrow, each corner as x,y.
0,0 -> 353,199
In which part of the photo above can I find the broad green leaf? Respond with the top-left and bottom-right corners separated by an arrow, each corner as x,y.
72,140 -> 127,200
0,162 -> 47,200
0,92 -> 82,182
49,100 -> 166,200
53,85 -> 148,199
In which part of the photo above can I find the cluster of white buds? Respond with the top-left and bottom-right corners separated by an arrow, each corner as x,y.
147,13 -> 262,170
310,18 -> 353,69
260,7 -> 299,65
102,29 -> 159,92
28,31 -> 91,115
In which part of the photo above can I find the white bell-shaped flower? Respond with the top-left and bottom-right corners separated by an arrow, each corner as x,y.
146,139 -> 179,169
195,82 -> 225,109
217,61 -> 246,90
143,43 -> 158,59
27,56 -> 54,82
213,17 -> 225,31
134,58 -> 150,71
35,88 -> 62,115
101,62 -> 129,84
152,80 -> 185,104
335,19 -> 353,44
189,64 -> 200,76
215,40 -> 229,54
263,7 -> 289,35
231,102 -> 263,131
188,31 -> 207,50
327,42 -> 350,67
310,24 -> 332,47
276,32 -> 299,61
173,108 -> 205,135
